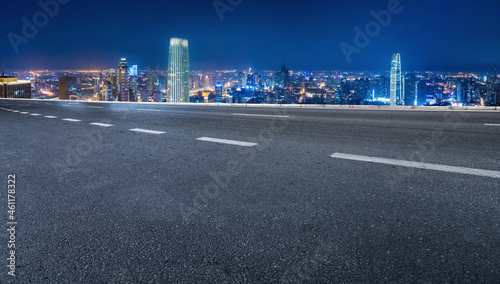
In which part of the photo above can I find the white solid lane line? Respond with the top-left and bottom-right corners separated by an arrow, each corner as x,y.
88,106 -> 103,109
62,119 -> 82,122
484,123 -> 500,126
197,137 -> 258,147
44,116 -> 58,119
233,113 -> 290,118
90,123 -> 114,127
129,128 -> 166,135
138,109 -> 162,112
331,153 -> 500,179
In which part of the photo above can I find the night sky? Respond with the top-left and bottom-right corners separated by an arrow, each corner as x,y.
1,0 -> 499,71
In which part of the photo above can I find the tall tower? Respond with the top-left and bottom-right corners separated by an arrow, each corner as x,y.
117,58 -> 130,101
390,53 -> 402,106
167,38 -> 190,103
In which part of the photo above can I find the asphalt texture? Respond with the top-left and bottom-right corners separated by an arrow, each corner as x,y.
0,99 -> 499,283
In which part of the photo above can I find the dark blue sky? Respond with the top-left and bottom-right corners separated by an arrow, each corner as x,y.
1,0 -> 499,71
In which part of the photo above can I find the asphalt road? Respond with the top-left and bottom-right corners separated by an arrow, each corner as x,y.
0,99 -> 499,283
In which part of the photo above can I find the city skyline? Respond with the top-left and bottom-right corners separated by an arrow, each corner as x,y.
1,0 -> 500,71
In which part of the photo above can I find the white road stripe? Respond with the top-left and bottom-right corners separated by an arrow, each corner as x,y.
44,116 -> 58,119
138,109 -> 162,112
197,137 -> 258,147
62,119 -> 82,122
12,110 -> 20,113
129,128 -> 166,135
20,112 -> 29,114
331,153 -> 500,179
485,123 -> 500,126
30,113 -> 42,116
233,113 -> 289,118
88,106 -> 103,109
90,123 -> 114,127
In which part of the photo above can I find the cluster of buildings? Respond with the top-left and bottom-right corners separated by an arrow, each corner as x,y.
2,44 -> 500,106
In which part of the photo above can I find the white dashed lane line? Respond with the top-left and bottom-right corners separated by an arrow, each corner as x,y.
331,153 -> 500,179
90,123 -> 114,127
20,112 -> 29,114
44,116 -> 58,119
129,128 -> 166,135
485,123 -> 500,127
233,113 -> 290,118
62,119 -> 82,122
30,114 -> 42,116
88,106 -> 103,109
138,109 -> 162,112
196,137 -> 258,147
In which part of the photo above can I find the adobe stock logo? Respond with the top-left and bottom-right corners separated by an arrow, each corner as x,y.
213,0 -> 243,22
339,0 -> 405,64
7,0 -> 71,54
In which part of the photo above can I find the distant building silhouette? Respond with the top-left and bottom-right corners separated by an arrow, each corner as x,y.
404,73 -> 416,106
59,77 -> 78,100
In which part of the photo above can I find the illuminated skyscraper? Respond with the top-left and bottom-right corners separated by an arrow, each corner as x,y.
167,38 -> 190,103
390,53 -> 402,106
117,58 -> 130,101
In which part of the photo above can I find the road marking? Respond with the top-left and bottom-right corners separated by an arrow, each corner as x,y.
196,137 -> 258,147
485,123 -> 500,127
90,123 -> 114,127
138,109 -> 162,112
30,113 -> 42,116
20,112 -> 29,114
88,106 -> 103,109
233,113 -> 290,118
62,118 -> 82,122
331,153 -> 500,179
44,116 -> 58,119
12,110 -> 20,113
129,128 -> 166,135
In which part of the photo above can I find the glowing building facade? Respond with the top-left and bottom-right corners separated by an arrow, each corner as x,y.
167,38 -> 190,103
390,53 -> 402,106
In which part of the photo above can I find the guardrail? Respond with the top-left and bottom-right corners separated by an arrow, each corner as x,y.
1,98 -> 499,111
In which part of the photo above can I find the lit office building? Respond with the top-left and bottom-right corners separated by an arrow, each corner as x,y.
215,82 -> 223,103
0,62 -> 31,99
167,38 -> 190,103
101,80 -> 114,101
390,53 -> 402,106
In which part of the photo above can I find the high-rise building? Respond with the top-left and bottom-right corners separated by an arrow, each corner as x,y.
167,38 -> 190,103
404,73 -> 416,106
417,81 -> 428,106
101,80 -> 114,101
390,53 -> 402,106
59,77 -> 78,100
215,82 -> 223,103
117,58 -> 130,101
